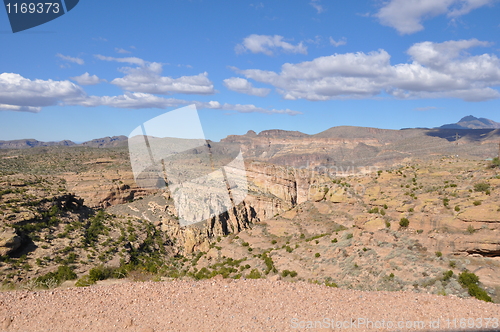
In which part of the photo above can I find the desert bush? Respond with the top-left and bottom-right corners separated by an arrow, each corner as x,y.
455,205 -> 460,212
399,218 -> 409,228
36,265 -> 77,288
474,182 -> 490,192
458,271 -> 492,302
442,270 -> 453,282
489,157 -> 500,168
246,269 -> 261,279
467,225 -> 475,234
435,251 -> 442,258
315,253 -> 321,258
473,200 -> 482,206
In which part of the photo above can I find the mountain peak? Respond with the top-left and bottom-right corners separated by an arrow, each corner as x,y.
459,115 -> 478,122
440,115 -> 500,130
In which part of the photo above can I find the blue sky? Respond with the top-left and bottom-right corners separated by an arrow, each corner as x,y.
1,0 -> 500,142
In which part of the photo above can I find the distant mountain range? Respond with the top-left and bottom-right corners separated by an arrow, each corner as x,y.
1,116 -> 499,150
440,115 -> 500,129
0,135 -> 128,149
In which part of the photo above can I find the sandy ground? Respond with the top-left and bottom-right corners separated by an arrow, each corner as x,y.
0,279 -> 498,332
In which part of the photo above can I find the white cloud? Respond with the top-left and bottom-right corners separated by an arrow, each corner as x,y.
71,92 -> 298,115
235,34 -> 307,56
0,71 -> 298,116
310,0 -> 324,13
110,62 -> 215,95
195,101 -> 301,115
56,53 -> 84,65
223,77 -> 270,97
375,0 -> 496,34
70,72 -> 105,86
0,104 -> 41,113
329,37 -> 347,47
75,93 -> 188,109
234,39 -> 500,102
115,48 -> 131,54
0,73 -> 85,111
94,54 -> 146,66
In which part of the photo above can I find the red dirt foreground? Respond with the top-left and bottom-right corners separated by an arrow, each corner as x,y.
0,279 -> 498,332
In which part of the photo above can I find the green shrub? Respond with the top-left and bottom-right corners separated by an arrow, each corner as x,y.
473,200 -> 482,206
455,205 -> 460,212
246,269 -> 261,279
467,225 -> 475,234
75,275 -> 95,287
474,182 -> 490,192
315,253 -> 320,258
435,251 -> 442,258
458,271 -> 492,302
443,270 -> 453,281
458,271 -> 479,286
331,238 -> 338,243
467,284 -> 492,302
88,265 -> 114,282
36,265 -> 77,288
346,233 -> 353,239
289,271 -> 297,277
490,157 -> 500,168
399,218 -> 409,228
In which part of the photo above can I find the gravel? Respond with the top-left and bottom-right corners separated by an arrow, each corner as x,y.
0,279 -> 498,331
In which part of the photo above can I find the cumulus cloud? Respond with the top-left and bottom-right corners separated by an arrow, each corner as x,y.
329,37 -> 347,47
0,73 -> 85,111
56,53 -> 84,65
94,54 -> 146,66
70,72 -> 105,86
223,77 -> 270,97
235,34 -> 307,56
233,39 -> 500,102
110,62 -> 215,95
375,0 -> 496,34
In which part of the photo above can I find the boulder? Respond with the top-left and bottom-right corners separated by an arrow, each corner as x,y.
0,228 -> 21,256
